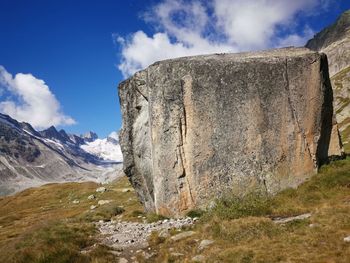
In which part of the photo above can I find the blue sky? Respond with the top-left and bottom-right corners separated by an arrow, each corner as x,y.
0,0 -> 349,138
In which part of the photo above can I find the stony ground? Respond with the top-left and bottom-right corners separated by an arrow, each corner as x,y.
96,217 -> 197,262
97,217 -> 196,250
95,213 -> 315,262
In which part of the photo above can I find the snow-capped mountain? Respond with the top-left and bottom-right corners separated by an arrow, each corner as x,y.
0,113 -> 123,196
81,131 -> 98,142
81,132 -> 123,162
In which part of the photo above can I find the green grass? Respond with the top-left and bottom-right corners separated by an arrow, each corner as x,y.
145,213 -> 168,223
206,192 -> 273,220
186,209 -> 205,218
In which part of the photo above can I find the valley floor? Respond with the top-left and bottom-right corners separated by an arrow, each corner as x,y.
1,158 -> 350,262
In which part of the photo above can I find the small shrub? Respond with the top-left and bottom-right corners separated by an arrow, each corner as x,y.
186,209 -> 205,218
131,210 -> 145,217
146,213 -> 168,223
210,217 -> 280,243
209,192 -> 272,220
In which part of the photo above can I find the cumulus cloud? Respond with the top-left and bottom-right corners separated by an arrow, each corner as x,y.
213,0 -> 318,49
0,66 -> 76,129
117,31 -> 234,78
117,0 -> 330,77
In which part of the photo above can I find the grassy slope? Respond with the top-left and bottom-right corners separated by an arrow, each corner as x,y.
0,177 -> 143,263
0,158 -> 349,263
144,158 -> 350,263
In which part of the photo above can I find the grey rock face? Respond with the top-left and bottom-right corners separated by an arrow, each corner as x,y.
119,47 -> 342,217
40,126 -> 69,143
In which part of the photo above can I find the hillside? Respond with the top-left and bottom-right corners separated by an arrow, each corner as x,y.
306,10 -> 350,150
0,113 -> 123,196
0,158 -> 349,262
332,66 -> 350,151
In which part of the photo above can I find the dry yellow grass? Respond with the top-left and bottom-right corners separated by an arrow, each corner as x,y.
1,158 -> 350,262
0,176 -> 143,262
141,158 -> 350,263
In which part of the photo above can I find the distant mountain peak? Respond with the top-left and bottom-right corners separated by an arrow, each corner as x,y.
40,126 -> 66,142
82,131 -> 98,142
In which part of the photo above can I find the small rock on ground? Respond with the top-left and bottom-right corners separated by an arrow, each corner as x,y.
98,200 -> 111,205
96,187 -> 107,193
309,223 -> 321,228
192,255 -> 205,262
118,258 -> 128,263
72,200 -> 80,204
171,231 -> 196,241
273,213 -> 311,224
198,239 -> 214,251
90,205 -> 97,210
88,194 -> 95,200
344,236 -> 350,242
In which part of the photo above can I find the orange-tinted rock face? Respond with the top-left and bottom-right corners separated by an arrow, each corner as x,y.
119,47 -> 343,217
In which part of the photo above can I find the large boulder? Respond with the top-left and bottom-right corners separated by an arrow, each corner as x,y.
118,47 -> 342,217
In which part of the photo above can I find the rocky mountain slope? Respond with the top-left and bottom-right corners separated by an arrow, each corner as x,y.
0,113 -> 123,196
119,47 -> 342,217
306,10 -> 350,150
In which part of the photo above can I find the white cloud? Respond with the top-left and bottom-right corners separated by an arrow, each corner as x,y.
117,0 -> 330,77
276,26 -> 315,48
0,66 -> 75,129
213,0 -> 317,50
118,31 -> 234,77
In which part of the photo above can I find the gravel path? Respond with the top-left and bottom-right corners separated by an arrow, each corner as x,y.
97,217 -> 196,250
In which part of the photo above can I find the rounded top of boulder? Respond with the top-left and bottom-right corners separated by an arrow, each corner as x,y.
120,47 -> 320,84
152,47 -> 316,65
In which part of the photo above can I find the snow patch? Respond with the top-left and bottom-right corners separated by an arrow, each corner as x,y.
81,138 -> 123,162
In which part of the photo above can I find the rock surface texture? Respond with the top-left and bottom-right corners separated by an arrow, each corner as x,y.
306,10 -> 350,149
119,47 -> 342,217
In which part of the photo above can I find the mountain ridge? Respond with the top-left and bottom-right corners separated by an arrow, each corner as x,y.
0,113 -> 123,196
